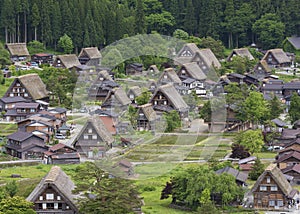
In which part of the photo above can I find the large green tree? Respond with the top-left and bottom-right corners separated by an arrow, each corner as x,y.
73,162 -> 142,214
0,196 -> 35,214
289,92 -> 300,123
58,34 -> 74,54
252,13 -> 285,49
234,129 -> 264,154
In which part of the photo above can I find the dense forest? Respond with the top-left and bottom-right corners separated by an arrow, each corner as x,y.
1,0 -> 300,52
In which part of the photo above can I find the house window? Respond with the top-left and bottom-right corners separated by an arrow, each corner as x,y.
260,185 -> 267,191
57,196 -> 61,200
54,203 -> 58,209
24,93 -> 28,97
42,203 -> 47,210
88,129 -> 92,133
92,135 -> 97,140
277,200 -> 283,207
129,94 -> 134,99
164,101 -> 167,105
39,196 -> 43,200
30,108 -> 35,113
46,193 -> 54,200
269,200 -> 275,206
66,206 -> 70,209
99,77 -> 104,81
16,83 -> 20,86
10,93 -> 14,97
83,135 -> 88,140
154,101 -> 157,105
267,177 -> 270,183
271,185 -> 278,191
258,66 -> 262,70
164,75 -> 168,79
181,69 -> 186,74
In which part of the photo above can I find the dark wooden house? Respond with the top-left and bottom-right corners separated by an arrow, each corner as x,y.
276,151 -> 300,170
72,116 -> 114,159
250,164 -> 298,209
88,70 -> 119,101
215,166 -> 248,186
78,47 -> 101,66
0,96 -> 27,111
262,49 -> 291,68
4,102 -> 43,122
150,84 -> 189,118
6,43 -> 30,61
137,104 -> 157,131
31,53 -> 54,64
5,131 -> 47,159
4,73 -> 49,102
27,166 -> 79,213
126,63 -> 143,75
44,143 -> 80,164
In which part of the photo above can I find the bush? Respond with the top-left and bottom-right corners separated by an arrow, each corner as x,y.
142,185 -> 156,192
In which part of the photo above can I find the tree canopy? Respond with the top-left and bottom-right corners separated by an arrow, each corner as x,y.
233,129 -> 264,154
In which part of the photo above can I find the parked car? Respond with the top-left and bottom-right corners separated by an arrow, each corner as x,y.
55,134 -> 65,139
267,146 -> 284,151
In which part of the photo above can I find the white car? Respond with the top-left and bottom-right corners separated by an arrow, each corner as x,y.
55,134 -> 65,139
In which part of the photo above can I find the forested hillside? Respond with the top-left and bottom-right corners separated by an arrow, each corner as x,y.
1,0 -> 299,51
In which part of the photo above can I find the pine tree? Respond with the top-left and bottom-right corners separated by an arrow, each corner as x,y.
31,3 -> 40,41
135,0 -> 145,34
183,0 -> 196,35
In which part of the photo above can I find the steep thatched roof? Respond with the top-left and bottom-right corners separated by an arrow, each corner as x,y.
56,54 -> 81,69
6,43 -> 29,56
153,84 -> 188,111
255,60 -> 271,72
287,37 -> 300,50
148,65 -> 160,73
128,86 -> 142,97
98,70 -> 113,81
251,164 -> 297,198
228,48 -> 254,61
262,49 -> 291,64
79,47 -> 101,59
215,166 -> 248,183
73,116 -> 114,146
27,166 -> 79,212
194,48 -> 221,69
174,43 -> 200,65
181,62 -> 207,81
104,87 -> 131,106
8,73 -> 48,100
158,68 -> 182,84
139,103 -> 157,121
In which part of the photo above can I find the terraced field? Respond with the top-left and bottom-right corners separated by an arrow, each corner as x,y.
124,135 -> 233,162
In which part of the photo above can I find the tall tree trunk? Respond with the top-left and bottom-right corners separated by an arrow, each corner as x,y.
17,14 -> 20,43
235,34 -> 239,48
5,27 -> 8,43
34,27 -> 37,41
24,12 -> 27,43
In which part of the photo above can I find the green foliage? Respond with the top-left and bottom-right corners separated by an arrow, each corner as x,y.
238,91 -> 269,124
0,196 -> 35,214
249,158 -> 265,180
163,110 -> 181,132
136,91 -> 152,105
128,105 -> 138,128
58,34 -> 74,54
5,180 -> 18,198
173,29 -> 189,40
289,92 -> 300,123
27,40 -> 45,55
161,165 -> 244,210
73,162 -> 142,214
234,129 -> 264,154
267,95 -> 284,120
252,13 -> 285,49
199,36 -> 225,59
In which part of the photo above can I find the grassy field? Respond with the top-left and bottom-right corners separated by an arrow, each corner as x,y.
0,78 -> 14,97
0,123 -> 18,137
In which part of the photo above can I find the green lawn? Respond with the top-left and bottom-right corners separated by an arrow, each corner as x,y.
253,152 -> 277,159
